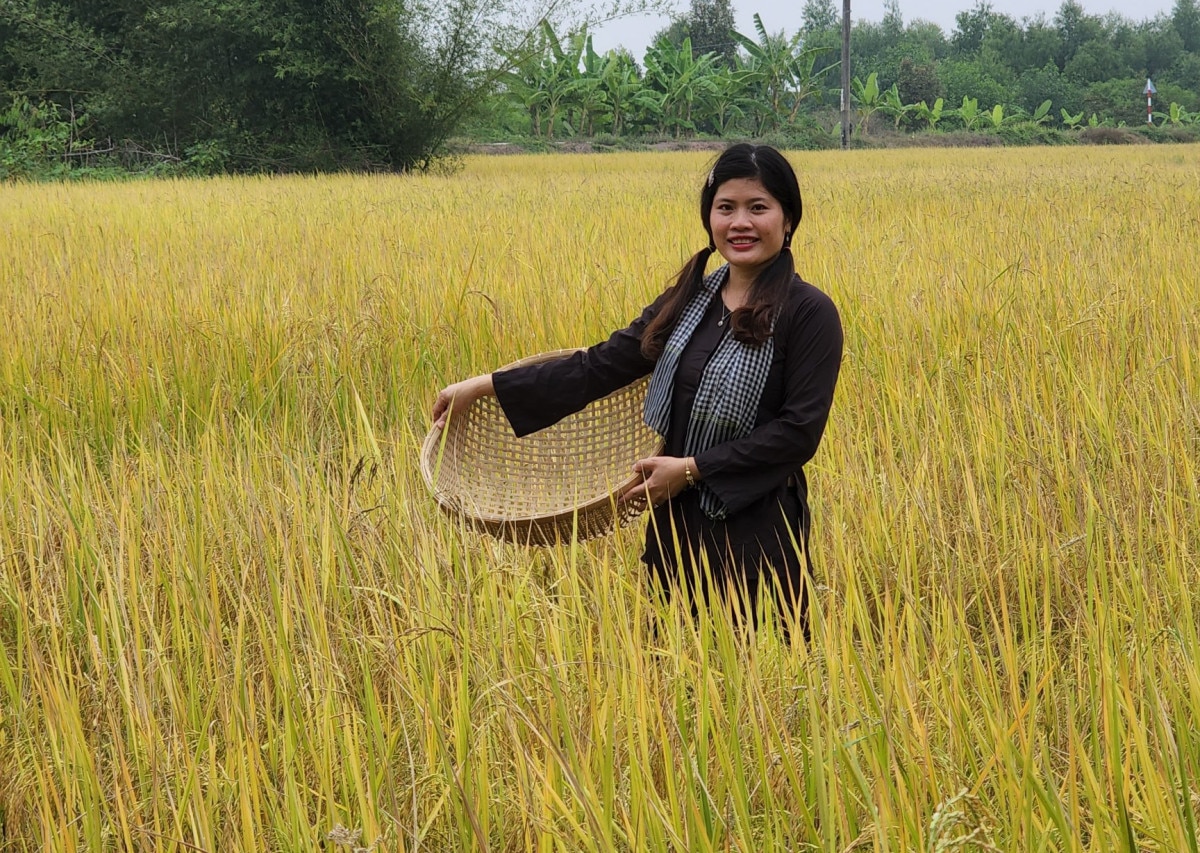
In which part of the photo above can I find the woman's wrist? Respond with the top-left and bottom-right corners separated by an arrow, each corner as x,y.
683,457 -> 697,488
475,374 -> 495,398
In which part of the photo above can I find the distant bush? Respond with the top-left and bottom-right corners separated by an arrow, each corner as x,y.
1080,126 -> 1149,144
994,124 -> 1072,146
1135,124 -> 1200,143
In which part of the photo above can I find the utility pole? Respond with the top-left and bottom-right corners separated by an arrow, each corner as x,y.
841,0 -> 851,149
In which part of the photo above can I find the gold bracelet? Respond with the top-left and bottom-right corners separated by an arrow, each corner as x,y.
684,458 -> 696,489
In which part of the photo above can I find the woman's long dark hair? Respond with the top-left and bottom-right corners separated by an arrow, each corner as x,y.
640,143 -> 803,359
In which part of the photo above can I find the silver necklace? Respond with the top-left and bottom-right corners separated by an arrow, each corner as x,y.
717,300 -> 731,327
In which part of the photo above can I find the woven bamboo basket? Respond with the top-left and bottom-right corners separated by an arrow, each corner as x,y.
420,349 -> 664,545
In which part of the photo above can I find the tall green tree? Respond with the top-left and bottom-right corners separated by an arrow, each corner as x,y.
686,0 -> 738,65
802,0 -> 838,34
1174,0 -> 1200,51
652,0 -> 737,66
643,35 -> 719,136
952,1 -> 999,56
734,13 -> 834,131
1054,0 -> 1103,68
897,56 -> 943,105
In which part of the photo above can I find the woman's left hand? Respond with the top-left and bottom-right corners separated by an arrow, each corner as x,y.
619,456 -> 693,509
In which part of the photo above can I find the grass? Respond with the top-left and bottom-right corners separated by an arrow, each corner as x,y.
2,145 -> 1199,851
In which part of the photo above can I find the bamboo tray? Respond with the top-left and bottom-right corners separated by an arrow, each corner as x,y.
421,350 -> 663,545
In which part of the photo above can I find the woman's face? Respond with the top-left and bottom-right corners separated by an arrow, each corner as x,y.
709,177 -> 790,280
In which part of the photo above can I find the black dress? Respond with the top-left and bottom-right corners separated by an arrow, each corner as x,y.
492,274 -> 843,630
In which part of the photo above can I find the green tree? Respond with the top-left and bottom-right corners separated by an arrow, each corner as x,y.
734,14 -> 834,131
1064,39 -> 1126,84
880,82 -> 911,127
504,22 -> 587,138
1016,61 -> 1082,114
2,0 -> 482,170
1173,0 -> 1200,51
1166,51 -> 1200,91
897,56 -> 943,106
597,48 -> 650,135
571,35 -> 613,135
980,13 -> 1061,73
686,0 -> 737,65
951,1 -> 998,56
851,72 -> 885,134
705,63 -> 755,134
952,94 -> 984,129
802,0 -> 839,34
798,1 -> 841,103
1131,20 -> 1185,76
1054,0 -> 1103,68
1082,77 -> 1150,124
939,57 -> 1013,110
2,0 -> 667,172
652,0 -> 737,66
881,0 -> 904,38
911,96 -> 945,129
643,35 -> 719,136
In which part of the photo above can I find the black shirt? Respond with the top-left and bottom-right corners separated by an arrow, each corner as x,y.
491,274 -> 843,614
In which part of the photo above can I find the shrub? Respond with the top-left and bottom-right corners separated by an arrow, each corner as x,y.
1079,126 -> 1149,144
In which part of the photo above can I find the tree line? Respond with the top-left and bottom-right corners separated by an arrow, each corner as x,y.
0,0 -> 642,177
477,0 -> 1200,144
2,0 -> 1199,179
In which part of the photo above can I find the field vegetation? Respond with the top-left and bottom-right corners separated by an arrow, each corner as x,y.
2,145 -> 1200,851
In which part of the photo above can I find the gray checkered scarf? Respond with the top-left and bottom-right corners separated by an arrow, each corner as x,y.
643,264 -> 774,519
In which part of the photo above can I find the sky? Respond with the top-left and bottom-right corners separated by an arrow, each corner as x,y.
588,0 -> 1178,58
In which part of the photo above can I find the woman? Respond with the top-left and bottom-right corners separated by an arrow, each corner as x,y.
432,143 -> 842,638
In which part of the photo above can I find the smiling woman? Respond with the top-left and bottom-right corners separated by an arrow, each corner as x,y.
432,143 -> 843,640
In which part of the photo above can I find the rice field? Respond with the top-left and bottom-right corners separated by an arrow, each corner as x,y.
1,144 -> 1199,852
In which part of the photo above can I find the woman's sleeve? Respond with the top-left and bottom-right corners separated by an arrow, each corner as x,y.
693,285 -> 843,516
491,293 -> 665,438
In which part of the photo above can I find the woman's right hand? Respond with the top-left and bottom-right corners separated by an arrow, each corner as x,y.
432,374 -> 495,429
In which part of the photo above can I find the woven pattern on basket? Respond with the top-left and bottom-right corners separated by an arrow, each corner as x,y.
421,349 -> 664,545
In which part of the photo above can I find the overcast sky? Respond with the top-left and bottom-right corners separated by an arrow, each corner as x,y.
589,0 -> 1178,58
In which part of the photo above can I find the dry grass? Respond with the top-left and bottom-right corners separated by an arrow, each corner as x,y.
2,145 -> 1199,851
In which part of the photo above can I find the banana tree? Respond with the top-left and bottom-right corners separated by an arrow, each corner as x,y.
851,72 -> 884,136
643,36 -> 719,137
597,50 -> 646,136
502,32 -> 552,137
984,103 -> 1007,129
783,40 -> 838,123
953,96 -> 983,131
880,83 -> 910,129
569,37 -> 611,136
911,97 -> 945,130
1153,102 -> 1196,126
1030,99 -> 1053,126
733,14 -> 834,133
705,64 -> 756,136
1061,108 -> 1084,129
502,21 -> 586,139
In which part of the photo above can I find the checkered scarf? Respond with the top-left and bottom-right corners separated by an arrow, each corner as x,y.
643,264 -> 775,519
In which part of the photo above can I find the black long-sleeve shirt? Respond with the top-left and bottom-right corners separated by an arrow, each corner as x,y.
492,274 -> 843,610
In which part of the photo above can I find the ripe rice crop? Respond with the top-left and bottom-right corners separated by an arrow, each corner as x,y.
2,145 -> 1199,851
